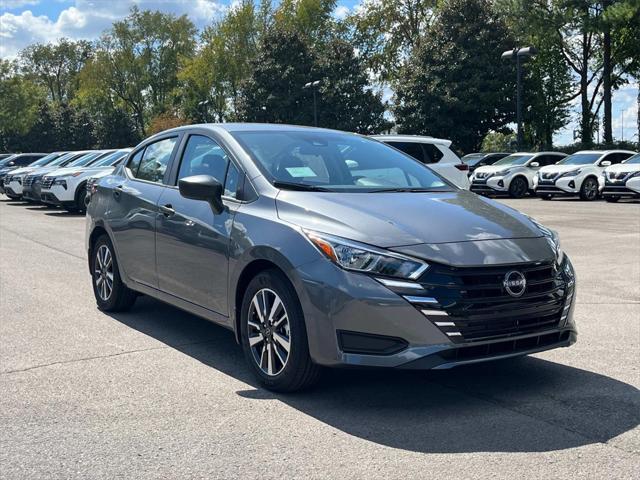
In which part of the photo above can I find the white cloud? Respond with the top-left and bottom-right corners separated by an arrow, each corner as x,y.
333,5 -> 349,20
0,0 -> 225,58
0,0 -> 40,9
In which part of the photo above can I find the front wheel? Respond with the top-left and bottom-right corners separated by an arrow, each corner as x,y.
91,235 -> 137,312
605,196 -> 620,203
580,177 -> 599,201
540,194 -> 553,200
508,177 -> 529,198
240,269 -> 320,392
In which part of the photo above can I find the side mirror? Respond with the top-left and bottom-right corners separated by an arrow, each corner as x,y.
178,174 -> 224,214
600,160 -> 611,167
529,162 -> 540,168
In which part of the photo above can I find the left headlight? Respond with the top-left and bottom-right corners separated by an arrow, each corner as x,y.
304,230 -> 429,280
53,178 -> 67,188
559,169 -> 581,178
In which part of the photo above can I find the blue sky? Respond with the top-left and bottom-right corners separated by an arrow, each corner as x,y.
1,0 -> 637,146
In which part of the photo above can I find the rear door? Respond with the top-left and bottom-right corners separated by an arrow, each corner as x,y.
155,132 -> 241,315
106,135 -> 180,288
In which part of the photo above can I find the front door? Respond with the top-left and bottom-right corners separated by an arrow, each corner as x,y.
155,134 -> 240,315
107,136 -> 179,288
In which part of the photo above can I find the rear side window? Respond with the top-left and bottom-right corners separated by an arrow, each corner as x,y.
126,149 -> 144,176
387,142 -> 425,163
422,144 -> 444,163
15,156 -> 35,166
130,137 -> 177,184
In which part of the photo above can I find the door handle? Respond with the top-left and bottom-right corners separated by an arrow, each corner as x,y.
159,204 -> 175,217
113,185 -> 123,199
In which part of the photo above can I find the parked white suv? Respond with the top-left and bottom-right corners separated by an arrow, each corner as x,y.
599,153 -> 640,202
470,152 -> 566,198
371,135 -> 470,188
534,150 -> 636,200
40,148 -> 130,212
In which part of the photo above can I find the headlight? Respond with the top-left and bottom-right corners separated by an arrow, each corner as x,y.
500,169 -> 513,176
527,217 -> 564,264
631,171 -> 640,178
53,179 -> 67,188
559,169 -> 581,178
304,230 -> 429,280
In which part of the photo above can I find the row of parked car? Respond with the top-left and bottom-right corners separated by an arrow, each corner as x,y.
0,148 -> 131,212
463,149 -> 640,201
1,137 -> 639,211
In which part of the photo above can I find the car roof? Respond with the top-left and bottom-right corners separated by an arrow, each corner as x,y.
369,134 -> 452,147
573,150 -> 637,155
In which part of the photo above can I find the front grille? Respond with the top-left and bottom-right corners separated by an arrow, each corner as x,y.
541,172 -> 558,180
535,186 -> 567,194
608,171 -> 633,181
23,175 -> 37,188
411,261 -> 569,342
41,177 -> 55,189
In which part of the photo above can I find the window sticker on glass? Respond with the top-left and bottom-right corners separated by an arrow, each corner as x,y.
285,166 -> 317,177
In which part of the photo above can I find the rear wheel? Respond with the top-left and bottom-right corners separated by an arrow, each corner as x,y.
240,269 -> 320,392
508,177 -> 528,198
580,177 -> 599,201
91,235 -> 137,312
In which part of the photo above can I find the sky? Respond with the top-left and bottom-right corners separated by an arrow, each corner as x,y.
0,0 -> 637,146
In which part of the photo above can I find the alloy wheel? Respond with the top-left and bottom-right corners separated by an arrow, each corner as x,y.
247,288 -> 291,376
583,178 -> 598,200
94,245 -> 114,301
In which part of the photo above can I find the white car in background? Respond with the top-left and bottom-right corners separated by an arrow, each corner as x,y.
599,153 -> 640,202
40,148 -> 131,212
534,150 -> 636,200
370,135 -> 470,189
470,151 -> 566,198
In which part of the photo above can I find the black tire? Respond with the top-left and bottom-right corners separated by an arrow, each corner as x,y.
74,184 -> 87,213
540,194 -> 553,200
90,234 -> 137,312
240,269 -> 321,392
508,176 -> 529,198
579,177 -> 599,201
605,196 -> 620,203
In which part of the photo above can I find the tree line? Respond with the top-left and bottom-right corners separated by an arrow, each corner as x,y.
1,0 -> 638,155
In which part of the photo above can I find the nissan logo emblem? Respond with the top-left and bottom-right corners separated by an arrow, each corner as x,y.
503,270 -> 526,297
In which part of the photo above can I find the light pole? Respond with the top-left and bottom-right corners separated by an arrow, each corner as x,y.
197,99 -> 209,123
303,80 -> 321,127
501,47 -> 537,150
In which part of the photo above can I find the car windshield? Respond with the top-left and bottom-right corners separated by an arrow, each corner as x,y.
0,155 -> 18,167
91,150 -> 130,167
67,152 -> 104,167
27,152 -> 63,167
462,154 -> 487,166
231,130 -> 452,192
557,153 -> 602,165
47,152 -> 79,166
622,154 -> 640,164
493,154 -> 533,166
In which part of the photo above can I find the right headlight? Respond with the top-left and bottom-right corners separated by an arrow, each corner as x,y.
526,216 -> 564,265
559,169 -> 582,178
304,230 -> 429,280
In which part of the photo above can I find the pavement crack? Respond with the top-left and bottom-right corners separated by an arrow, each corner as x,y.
1,339 -> 219,375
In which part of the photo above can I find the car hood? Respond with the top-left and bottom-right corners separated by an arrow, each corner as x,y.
539,164 -> 595,174
45,165 -> 110,177
7,166 -> 37,176
473,165 -> 522,175
605,163 -> 640,174
276,189 -> 544,248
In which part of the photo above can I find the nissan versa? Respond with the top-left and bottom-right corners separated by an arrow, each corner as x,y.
86,124 -> 577,391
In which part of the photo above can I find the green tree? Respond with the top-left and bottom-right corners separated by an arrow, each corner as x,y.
237,27 -> 317,124
481,131 -> 517,152
19,38 -> 93,104
348,0 -> 437,82
394,0 -> 516,153
0,59 -> 46,151
315,38 -> 389,133
80,7 -> 196,136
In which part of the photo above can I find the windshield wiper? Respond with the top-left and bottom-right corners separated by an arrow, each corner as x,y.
273,181 -> 332,192
371,187 -> 450,193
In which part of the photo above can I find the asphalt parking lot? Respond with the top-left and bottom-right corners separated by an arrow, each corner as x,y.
0,197 -> 638,479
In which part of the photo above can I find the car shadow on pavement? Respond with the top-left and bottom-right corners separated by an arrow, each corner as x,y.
108,295 -> 640,454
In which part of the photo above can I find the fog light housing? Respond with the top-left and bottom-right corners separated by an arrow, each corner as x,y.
498,180 -> 504,187
568,180 -> 575,189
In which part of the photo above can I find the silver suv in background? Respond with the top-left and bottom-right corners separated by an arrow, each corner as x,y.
86,124 -> 576,391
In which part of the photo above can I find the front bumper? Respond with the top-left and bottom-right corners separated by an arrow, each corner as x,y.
535,176 -> 582,196
295,256 -> 577,370
470,176 -> 508,194
6,180 -> 23,196
601,177 -> 640,198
